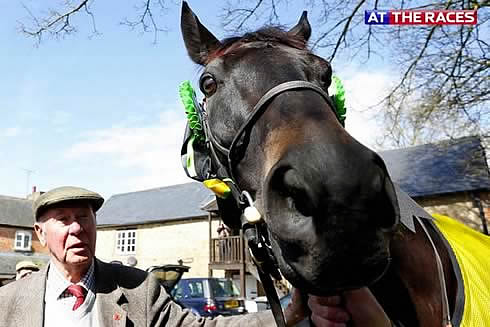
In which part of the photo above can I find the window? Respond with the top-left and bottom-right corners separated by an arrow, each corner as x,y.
171,282 -> 184,300
116,230 -> 136,254
211,278 -> 240,297
187,280 -> 204,298
14,231 -> 32,251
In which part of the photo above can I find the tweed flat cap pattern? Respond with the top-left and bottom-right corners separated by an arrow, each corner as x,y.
16,260 -> 39,272
33,186 -> 104,221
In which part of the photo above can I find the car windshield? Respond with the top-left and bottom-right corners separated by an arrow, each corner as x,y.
210,278 -> 240,297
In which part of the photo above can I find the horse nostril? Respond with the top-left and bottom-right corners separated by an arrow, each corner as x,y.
270,167 -> 314,217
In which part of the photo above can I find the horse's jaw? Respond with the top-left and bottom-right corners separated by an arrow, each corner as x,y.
266,213 -> 394,296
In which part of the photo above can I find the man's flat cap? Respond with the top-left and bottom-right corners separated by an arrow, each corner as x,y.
16,260 -> 39,272
33,186 -> 104,221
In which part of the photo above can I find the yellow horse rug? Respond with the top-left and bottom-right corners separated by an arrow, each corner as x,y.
432,214 -> 490,326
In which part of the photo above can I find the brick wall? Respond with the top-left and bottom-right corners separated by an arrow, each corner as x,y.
0,226 -> 48,254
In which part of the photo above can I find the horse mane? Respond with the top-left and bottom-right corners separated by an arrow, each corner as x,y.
206,26 -> 309,64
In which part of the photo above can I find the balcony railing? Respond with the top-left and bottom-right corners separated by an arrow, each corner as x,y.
210,235 -> 250,264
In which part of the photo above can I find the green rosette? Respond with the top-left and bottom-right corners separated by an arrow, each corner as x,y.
328,75 -> 347,126
179,81 -> 205,142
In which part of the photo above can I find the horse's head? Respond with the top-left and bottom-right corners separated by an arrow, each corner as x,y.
181,2 -> 400,295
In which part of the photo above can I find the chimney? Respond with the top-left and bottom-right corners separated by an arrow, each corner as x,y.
27,186 -> 42,201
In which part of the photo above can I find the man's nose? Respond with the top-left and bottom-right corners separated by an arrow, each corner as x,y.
68,221 -> 83,234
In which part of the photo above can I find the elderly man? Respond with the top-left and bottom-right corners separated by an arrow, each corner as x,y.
15,260 -> 40,280
0,186 -> 383,327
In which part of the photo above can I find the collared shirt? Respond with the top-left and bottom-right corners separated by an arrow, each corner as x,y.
45,259 -> 96,309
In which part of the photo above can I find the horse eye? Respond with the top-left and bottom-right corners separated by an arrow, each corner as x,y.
199,74 -> 217,96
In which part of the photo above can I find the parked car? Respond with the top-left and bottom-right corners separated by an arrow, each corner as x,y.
171,278 -> 247,317
248,296 -> 269,312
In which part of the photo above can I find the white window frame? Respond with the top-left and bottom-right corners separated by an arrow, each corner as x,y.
116,230 -> 137,255
14,230 -> 32,251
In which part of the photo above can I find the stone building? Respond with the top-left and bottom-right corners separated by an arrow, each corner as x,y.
95,183 -> 219,276
381,135 -> 489,233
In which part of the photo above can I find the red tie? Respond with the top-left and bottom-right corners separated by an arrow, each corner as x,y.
67,285 -> 86,311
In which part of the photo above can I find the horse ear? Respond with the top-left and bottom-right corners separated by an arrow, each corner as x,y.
181,1 -> 221,65
288,11 -> 311,42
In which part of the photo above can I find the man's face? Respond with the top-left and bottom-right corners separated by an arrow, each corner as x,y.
16,269 -> 35,280
35,202 -> 96,272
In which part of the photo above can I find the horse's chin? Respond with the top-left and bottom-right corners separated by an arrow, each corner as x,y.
272,239 -> 392,296
278,255 -> 391,296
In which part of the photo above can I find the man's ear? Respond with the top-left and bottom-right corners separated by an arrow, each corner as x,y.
34,223 -> 46,246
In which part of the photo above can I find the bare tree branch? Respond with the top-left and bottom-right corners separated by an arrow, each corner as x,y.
384,25 -> 438,103
19,0 -> 96,44
121,0 -> 168,44
18,0 -> 169,45
235,0 -> 264,31
328,0 -> 367,61
17,0 -> 490,148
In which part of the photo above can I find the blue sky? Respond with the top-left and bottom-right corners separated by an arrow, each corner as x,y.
0,1 -> 392,199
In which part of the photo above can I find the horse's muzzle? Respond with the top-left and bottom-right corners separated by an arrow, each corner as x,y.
262,142 -> 400,293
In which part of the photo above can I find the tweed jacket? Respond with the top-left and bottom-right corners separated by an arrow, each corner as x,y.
0,258 -> 275,327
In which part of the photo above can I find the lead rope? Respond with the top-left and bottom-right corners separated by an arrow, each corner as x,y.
240,191 -> 287,327
415,216 -> 452,327
257,269 -> 287,327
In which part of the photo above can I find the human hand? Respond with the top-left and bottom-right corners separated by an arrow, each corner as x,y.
283,288 -> 308,327
307,287 -> 392,327
283,288 -> 360,327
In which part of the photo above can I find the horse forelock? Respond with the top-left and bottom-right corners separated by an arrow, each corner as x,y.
205,26 -> 309,64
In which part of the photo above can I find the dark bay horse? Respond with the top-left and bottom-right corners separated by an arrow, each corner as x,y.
179,3 -> 488,326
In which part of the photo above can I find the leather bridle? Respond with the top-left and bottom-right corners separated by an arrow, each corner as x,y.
197,79 -> 452,327
199,80 -> 339,327
205,80 -> 339,182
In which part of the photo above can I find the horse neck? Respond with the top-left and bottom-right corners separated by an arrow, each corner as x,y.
372,218 -> 457,326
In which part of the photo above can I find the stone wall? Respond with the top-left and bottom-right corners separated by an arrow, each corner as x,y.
96,217 -> 223,277
416,191 -> 489,233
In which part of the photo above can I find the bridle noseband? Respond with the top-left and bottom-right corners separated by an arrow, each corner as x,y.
206,80 -> 340,184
